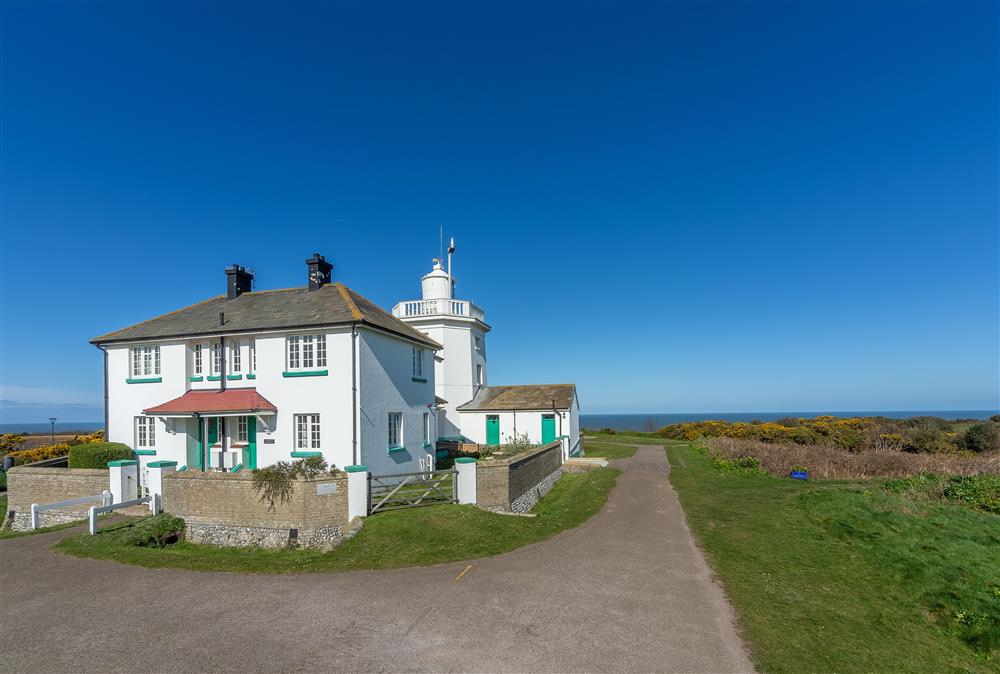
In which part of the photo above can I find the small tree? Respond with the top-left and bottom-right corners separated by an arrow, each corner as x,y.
962,423 -> 1000,454
642,416 -> 659,433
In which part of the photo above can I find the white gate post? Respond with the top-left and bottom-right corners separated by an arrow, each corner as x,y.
346,465 -> 369,519
146,461 -> 177,513
108,459 -> 138,504
455,457 -> 477,505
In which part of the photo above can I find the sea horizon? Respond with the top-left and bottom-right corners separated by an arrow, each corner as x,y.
3,409 -> 997,435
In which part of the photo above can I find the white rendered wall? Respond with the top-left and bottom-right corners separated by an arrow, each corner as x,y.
106,342 -> 190,468
358,329 -> 436,476
401,318 -> 486,439
105,329 -> 356,472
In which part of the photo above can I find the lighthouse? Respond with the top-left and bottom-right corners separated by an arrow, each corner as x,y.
392,244 -> 490,439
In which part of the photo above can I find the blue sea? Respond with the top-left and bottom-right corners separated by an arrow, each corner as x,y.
0,421 -> 104,434
581,410 -> 998,431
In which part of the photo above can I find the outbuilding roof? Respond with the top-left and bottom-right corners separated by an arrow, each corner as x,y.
91,283 -> 440,349
144,388 -> 277,415
456,384 -> 577,412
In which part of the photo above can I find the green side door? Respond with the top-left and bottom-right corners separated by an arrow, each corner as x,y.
187,418 -> 203,470
244,416 -> 257,470
541,414 -> 556,444
486,415 -> 500,446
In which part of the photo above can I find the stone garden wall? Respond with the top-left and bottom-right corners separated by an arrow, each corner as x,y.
162,470 -> 357,549
476,441 -> 563,513
5,467 -> 109,530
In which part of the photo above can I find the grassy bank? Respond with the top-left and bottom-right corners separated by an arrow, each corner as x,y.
54,467 -> 619,573
667,442 -> 999,673
581,441 -> 638,459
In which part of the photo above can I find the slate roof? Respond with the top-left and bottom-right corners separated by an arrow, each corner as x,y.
91,283 -> 440,349
456,384 -> 577,411
144,389 -> 277,415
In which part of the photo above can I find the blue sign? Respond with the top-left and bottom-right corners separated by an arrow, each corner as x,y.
790,471 -> 808,480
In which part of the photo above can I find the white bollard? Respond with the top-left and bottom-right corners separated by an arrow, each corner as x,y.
455,457 -> 477,505
108,459 -> 138,504
345,465 -> 369,519
145,461 -> 177,513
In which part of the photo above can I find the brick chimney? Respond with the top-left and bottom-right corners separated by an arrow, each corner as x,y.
306,253 -> 333,290
225,265 -> 253,299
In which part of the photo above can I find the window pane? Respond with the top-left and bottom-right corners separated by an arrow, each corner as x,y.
149,418 -> 155,446
311,415 -> 320,448
316,335 -> 326,367
289,337 -> 300,369
154,347 -> 160,375
296,415 -> 306,448
303,335 -> 313,369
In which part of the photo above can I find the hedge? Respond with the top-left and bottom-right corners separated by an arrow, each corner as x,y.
68,442 -> 134,469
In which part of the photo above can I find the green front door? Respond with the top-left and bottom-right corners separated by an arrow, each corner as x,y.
541,414 -> 556,444
243,416 -> 257,470
486,415 -> 500,446
187,418 -> 203,469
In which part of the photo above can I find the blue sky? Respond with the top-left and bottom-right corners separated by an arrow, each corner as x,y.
1,1 -> 997,422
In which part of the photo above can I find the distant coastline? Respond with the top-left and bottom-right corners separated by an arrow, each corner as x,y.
582,410 -> 998,432
3,410 -> 997,435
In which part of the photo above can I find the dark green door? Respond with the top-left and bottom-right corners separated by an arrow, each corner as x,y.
486,415 -> 500,446
188,418 -> 204,470
244,416 -> 257,470
541,414 -> 556,444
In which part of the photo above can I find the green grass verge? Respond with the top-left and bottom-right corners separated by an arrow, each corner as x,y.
667,442 -> 1000,672
584,431 -> 668,445
582,441 -> 638,459
54,467 -> 620,573
0,515 -> 89,540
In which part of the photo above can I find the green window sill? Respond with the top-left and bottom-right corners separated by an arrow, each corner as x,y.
189,376 -> 204,382
227,374 -> 243,380
387,445 -> 406,454
291,451 -> 322,458
126,377 -> 162,384
283,370 -> 328,378
148,460 -> 177,468
345,465 -> 368,473
411,377 -> 427,383
246,373 -> 256,379
134,449 -> 156,456
207,375 -> 222,381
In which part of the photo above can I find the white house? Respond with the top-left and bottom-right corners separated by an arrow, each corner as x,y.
392,247 -> 582,458
92,254 -> 441,478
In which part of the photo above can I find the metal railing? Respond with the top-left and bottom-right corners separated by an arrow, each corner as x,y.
391,299 -> 485,321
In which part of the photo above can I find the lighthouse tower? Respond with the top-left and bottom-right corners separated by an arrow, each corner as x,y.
392,247 -> 489,440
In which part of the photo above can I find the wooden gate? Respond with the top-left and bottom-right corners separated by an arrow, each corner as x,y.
368,469 -> 457,514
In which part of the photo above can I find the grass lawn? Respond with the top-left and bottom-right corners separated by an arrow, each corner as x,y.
667,442 -> 1000,673
54,466 -> 619,573
584,431 -> 669,445
582,441 -> 639,459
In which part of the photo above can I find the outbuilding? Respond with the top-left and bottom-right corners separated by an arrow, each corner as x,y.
456,384 -> 580,458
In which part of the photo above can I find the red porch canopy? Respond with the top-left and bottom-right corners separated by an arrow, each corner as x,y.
143,388 -> 277,415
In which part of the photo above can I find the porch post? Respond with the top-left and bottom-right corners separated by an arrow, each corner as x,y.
345,465 -> 369,519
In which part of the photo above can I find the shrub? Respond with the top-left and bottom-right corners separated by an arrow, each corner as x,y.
6,443 -> 71,465
122,514 -> 185,547
0,434 -> 26,455
251,457 -> 342,511
68,442 -> 134,468
943,475 -> 1000,513
907,427 -> 954,454
962,423 -> 1000,454
711,455 -> 764,476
